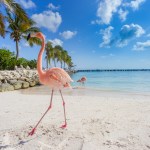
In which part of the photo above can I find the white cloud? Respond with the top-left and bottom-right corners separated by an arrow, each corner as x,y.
48,3 -> 59,10
17,0 -> 36,9
99,26 -> 114,47
118,9 -> 128,21
49,39 -> 63,47
92,0 -> 146,25
99,24 -> 145,48
59,30 -> 77,39
133,40 -> 150,51
31,11 -> 62,32
117,23 -> 145,47
129,0 -> 145,10
120,24 -> 145,37
96,0 -> 122,24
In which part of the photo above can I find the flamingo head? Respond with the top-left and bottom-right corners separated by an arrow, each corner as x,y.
27,32 -> 45,41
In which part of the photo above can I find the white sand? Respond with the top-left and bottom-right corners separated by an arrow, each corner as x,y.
0,88 -> 150,150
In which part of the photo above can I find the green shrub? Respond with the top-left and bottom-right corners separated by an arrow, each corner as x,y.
0,48 -> 37,70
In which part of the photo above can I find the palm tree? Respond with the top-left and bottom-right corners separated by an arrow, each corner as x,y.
6,11 -> 41,60
0,0 -> 29,37
45,41 -> 53,69
52,45 -> 62,67
52,46 -> 58,67
62,50 -> 68,69
54,45 -> 64,68
68,61 -> 74,71
65,55 -> 72,69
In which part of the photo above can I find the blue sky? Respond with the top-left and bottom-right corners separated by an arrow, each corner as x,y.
1,0 -> 150,69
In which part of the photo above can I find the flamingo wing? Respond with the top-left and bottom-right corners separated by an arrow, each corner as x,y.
48,67 -> 73,85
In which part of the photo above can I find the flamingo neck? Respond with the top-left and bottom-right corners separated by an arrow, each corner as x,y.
37,37 -> 45,76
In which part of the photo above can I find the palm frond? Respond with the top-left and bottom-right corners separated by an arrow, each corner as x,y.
6,0 -> 29,22
5,9 -> 13,22
25,36 -> 42,46
23,27 -> 40,34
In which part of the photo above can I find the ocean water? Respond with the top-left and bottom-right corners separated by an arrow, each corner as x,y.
70,71 -> 150,93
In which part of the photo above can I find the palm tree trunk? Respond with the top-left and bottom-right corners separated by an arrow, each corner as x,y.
16,40 -> 19,60
61,61 -> 62,68
54,59 -> 56,67
46,58 -> 48,69
64,62 -> 65,69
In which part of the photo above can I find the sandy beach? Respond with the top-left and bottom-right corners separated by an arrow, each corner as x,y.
0,87 -> 150,150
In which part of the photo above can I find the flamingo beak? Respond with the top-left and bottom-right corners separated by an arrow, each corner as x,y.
27,33 -> 31,41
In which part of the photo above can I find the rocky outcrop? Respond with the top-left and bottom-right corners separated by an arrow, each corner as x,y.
8,80 -> 22,90
0,83 -> 14,92
22,81 -> 30,89
0,69 -> 40,92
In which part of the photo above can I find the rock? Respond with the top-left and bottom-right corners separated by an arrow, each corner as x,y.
35,78 -> 40,85
18,77 -> 27,81
0,74 -> 4,80
8,79 -> 17,84
10,72 -> 21,79
4,79 -> 7,83
0,70 -> 39,92
22,81 -> 29,89
14,66 -> 18,70
8,80 -> 22,90
29,80 -> 36,87
20,65 -> 23,69
26,66 -> 30,70
0,83 -> 14,92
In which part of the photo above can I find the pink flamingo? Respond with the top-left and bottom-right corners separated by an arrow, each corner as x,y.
27,32 -> 73,136
77,76 -> 87,85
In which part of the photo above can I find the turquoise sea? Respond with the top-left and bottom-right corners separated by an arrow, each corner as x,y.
70,71 -> 150,93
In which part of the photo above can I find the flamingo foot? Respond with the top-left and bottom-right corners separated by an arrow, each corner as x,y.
28,128 -> 36,136
60,124 -> 67,129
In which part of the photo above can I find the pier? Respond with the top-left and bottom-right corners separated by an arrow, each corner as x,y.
77,69 -> 150,72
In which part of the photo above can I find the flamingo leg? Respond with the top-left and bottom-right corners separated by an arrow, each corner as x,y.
59,90 -> 67,129
28,90 -> 54,136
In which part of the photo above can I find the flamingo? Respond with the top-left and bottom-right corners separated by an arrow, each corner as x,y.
27,32 -> 73,136
77,76 -> 87,85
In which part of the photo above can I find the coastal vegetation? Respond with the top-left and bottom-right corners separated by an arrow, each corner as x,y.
0,48 -> 37,70
0,47 -> 74,71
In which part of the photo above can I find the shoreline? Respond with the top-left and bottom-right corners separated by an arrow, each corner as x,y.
18,85 -> 150,97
